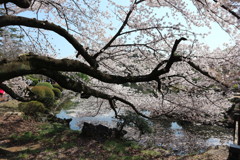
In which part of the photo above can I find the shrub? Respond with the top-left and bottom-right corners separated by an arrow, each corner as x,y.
31,86 -> 55,108
117,111 -> 152,135
18,101 -> 47,116
52,83 -> 63,91
36,82 -> 53,89
52,88 -> 62,99
25,75 -> 39,86
31,86 -> 45,97
232,84 -> 239,89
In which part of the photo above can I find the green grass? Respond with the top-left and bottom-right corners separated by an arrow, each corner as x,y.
103,139 -> 170,160
9,122 -> 79,150
60,142 -> 75,149
104,140 -> 138,154
38,122 -> 68,136
10,132 -> 38,143
17,153 -> 29,159
108,155 -> 144,160
103,140 -> 145,160
141,149 -> 162,156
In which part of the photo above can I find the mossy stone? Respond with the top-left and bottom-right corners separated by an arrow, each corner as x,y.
52,84 -> 63,91
18,101 -> 46,116
31,86 -> 55,108
52,88 -> 62,99
36,82 -> 53,89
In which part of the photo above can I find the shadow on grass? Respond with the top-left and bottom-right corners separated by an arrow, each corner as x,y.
1,122 -> 80,159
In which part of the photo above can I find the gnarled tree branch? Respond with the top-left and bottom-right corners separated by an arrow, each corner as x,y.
0,38 -> 226,89
0,83 -> 32,101
0,0 -> 31,8
0,15 -> 98,68
186,60 -> 228,87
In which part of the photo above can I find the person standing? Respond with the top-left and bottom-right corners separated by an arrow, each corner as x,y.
0,88 -> 5,101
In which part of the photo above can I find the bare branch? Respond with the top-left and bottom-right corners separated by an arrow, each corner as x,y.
93,1 -> 141,59
112,96 -> 151,119
0,15 -> 98,68
187,60 -> 228,87
151,37 -> 187,76
212,0 -> 240,19
32,69 -> 148,118
109,99 -> 118,118
0,0 -> 32,8
0,83 -> 31,102
195,0 -> 240,19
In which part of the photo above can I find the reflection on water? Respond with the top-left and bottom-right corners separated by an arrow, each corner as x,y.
140,119 -> 233,155
171,122 -> 183,137
56,109 -> 117,130
56,109 -> 233,155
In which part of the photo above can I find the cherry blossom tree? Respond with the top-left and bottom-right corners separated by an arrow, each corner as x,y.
0,0 -> 239,123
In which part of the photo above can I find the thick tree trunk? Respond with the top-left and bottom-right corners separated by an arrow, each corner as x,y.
0,0 -> 31,8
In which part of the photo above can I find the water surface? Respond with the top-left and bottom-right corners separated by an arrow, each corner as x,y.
57,106 -> 233,155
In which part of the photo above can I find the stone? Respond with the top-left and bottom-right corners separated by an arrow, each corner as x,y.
228,144 -> 240,160
80,122 -> 127,140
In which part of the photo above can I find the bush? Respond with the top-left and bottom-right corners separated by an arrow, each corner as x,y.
52,88 -> 62,99
18,101 -> 47,116
36,82 -> 53,89
25,75 -> 39,86
52,83 -> 63,91
117,111 -> 152,135
31,86 -> 55,108
232,84 -> 239,89
31,86 -> 45,97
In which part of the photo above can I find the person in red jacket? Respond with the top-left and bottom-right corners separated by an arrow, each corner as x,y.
0,88 -> 5,96
0,88 -> 5,101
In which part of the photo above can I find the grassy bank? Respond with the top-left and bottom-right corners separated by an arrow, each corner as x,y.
0,120 -> 170,160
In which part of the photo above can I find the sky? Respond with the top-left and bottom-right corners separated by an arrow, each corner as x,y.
17,0 -> 235,58
52,0 -> 233,58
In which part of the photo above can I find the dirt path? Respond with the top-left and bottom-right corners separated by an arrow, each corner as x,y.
0,113 -> 41,139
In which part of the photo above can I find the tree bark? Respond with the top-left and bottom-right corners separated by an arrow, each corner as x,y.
0,15 -> 98,68
0,0 -> 31,8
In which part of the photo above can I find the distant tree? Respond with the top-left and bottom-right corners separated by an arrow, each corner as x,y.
0,9 -> 24,58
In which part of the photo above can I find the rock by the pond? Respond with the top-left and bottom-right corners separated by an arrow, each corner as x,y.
80,122 -> 127,140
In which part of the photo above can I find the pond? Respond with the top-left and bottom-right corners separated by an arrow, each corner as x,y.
56,103 -> 233,155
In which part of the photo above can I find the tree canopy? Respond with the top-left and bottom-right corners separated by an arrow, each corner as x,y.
0,0 -> 239,121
